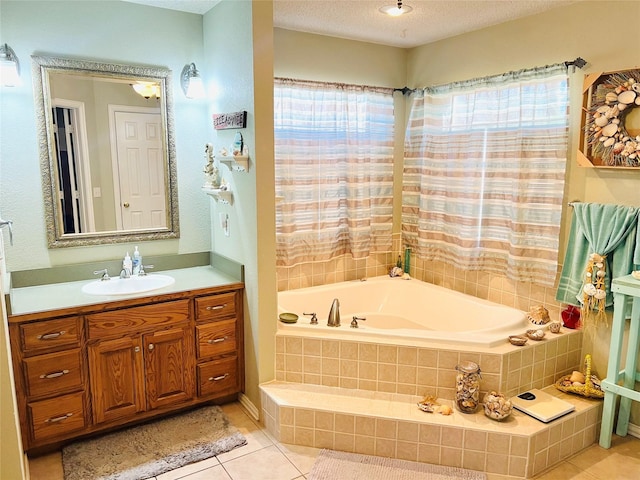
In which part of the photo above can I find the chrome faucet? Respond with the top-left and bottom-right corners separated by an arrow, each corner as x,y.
120,268 -> 131,279
327,298 -> 340,327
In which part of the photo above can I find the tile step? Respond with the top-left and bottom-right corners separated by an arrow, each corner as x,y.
260,381 -> 603,479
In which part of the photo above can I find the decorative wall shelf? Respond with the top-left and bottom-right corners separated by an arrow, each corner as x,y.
219,154 -> 249,172
202,186 -> 233,204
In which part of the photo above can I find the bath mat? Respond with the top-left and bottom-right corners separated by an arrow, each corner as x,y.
308,449 -> 487,480
62,405 -> 246,480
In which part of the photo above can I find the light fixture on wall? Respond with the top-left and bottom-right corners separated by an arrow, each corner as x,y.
0,43 -> 21,87
181,62 -> 205,99
131,81 -> 161,99
379,0 -> 413,16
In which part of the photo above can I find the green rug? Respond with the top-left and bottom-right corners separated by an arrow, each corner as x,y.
62,405 -> 246,480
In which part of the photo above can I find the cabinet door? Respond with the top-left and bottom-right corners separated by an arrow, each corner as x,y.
88,336 -> 145,424
144,326 -> 195,410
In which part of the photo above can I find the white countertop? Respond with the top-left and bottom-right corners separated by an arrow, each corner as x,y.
8,266 -> 241,316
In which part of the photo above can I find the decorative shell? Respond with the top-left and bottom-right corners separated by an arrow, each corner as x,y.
417,396 -> 453,415
527,305 -> 550,325
549,321 -> 562,333
483,391 -> 512,421
526,329 -> 545,341
618,90 -> 637,105
508,335 -> 528,346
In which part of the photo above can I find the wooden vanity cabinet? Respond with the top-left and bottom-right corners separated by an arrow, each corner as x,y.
194,291 -> 244,399
8,284 -> 244,453
86,299 -> 195,425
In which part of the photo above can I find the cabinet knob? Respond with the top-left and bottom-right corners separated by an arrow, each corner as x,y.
134,346 -> 140,352
148,343 -> 154,351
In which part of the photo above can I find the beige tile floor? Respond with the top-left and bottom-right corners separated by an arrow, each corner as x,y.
28,401 -> 640,480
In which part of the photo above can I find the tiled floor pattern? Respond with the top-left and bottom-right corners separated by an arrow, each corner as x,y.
28,401 -> 640,480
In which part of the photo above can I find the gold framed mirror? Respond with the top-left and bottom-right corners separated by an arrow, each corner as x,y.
32,55 -> 179,247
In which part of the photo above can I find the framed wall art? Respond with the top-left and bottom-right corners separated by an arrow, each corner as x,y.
577,68 -> 640,168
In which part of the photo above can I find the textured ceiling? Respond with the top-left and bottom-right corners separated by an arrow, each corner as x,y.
123,0 -> 580,48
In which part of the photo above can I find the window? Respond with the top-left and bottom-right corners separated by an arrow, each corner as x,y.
402,64 -> 569,286
274,78 -> 395,266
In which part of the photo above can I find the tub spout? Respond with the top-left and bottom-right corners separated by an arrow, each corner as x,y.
327,298 -> 340,327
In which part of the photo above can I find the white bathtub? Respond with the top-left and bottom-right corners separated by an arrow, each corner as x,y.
277,276 -> 528,347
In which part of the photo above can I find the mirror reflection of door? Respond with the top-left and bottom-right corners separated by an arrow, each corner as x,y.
52,100 -> 95,234
109,106 -> 166,230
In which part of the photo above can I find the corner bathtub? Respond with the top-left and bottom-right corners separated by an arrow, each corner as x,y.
277,276 -> 528,347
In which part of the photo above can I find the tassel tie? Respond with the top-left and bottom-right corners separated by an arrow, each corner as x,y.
581,252 -> 607,325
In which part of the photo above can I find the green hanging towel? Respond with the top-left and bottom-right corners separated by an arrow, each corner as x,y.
555,203 -> 639,308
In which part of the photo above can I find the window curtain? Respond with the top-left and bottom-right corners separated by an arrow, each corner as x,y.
402,64 -> 569,286
274,78 -> 395,266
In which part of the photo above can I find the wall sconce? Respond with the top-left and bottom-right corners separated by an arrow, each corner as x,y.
0,43 -> 21,87
181,62 -> 205,99
131,81 -> 161,99
379,0 -> 413,16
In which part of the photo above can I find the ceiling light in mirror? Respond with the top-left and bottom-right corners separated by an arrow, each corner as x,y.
379,1 -> 413,17
132,81 -> 161,99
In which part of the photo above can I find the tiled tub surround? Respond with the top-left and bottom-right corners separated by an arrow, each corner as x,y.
260,382 -> 602,479
263,329 -> 594,479
275,329 -> 583,401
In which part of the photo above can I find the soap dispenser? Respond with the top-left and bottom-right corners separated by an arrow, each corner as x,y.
132,246 -> 142,275
123,251 -> 132,277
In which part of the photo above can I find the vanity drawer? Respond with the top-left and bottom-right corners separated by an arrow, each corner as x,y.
197,356 -> 238,397
28,391 -> 86,443
20,317 -> 81,354
195,293 -> 236,322
196,320 -> 237,359
87,299 -> 190,339
23,349 -> 83,398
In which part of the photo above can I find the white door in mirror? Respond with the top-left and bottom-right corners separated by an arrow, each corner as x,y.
82,274 -> 175,296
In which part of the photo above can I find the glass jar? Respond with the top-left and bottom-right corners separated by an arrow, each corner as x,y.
455,361 -> 481,413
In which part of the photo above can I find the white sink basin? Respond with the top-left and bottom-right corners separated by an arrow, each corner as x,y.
82,274 -> 175,296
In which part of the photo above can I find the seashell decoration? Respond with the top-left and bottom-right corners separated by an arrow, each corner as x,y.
417,395 -> 453,415
549,321 -> 562,333
455,361 -> 481,413
526,329 -> 545,341
586,70 -> 640,166
581,252 -> 607,324
508,334 -> 528,346
483,391 -> 513,421
527,305 -> 550,325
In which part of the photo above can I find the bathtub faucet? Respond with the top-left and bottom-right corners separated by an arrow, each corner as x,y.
327,298 -> 341,327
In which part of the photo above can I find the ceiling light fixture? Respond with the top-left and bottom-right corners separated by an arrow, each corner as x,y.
379,0 -> 413,17
0,43 -> 21,87
181,62 -> 205,99
131,81 -> 161,99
